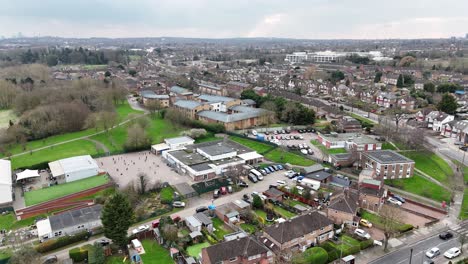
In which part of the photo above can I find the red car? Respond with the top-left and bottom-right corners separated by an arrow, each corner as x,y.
220,187 -> 227,195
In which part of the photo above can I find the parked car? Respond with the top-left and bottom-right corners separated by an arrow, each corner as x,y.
248,174 -> 258,183
393,195 -> 406,203
307,149 -> 314,155
284,170 -> 295,177
195,206 -> 208,213
237,181 -> 249,188
425,247 -> 440,258
256,174 -> 264,181
259,169 -> 267,175
276,180 -> 286,186
444,247 -> 461,259
277,164 -> 284,170
459,146 -> 468,151
422,260 -> 434,264
354,228 -> 371,239
301,149 -> 308,155
359,219 -> 373,228
213,189 -> 220,198
97,239 -> 110,247
42,255 -> 58,264
220,187 -> 227,195
268,166 -> 277,171
132,225 -> 150,234
227,186 -> 233,193
172,201 -> 186,208
439,231 -> 453,240
387,197 -> 402,206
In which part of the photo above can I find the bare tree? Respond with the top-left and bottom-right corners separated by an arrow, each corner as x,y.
224,164 -> 246,184
8,245 -> 41,264
385,109 -> 408,133
145,99 -> 162,117
124,123 -> 151,151
380,204 -> 403,251
98,111 -> 118,132
137,172 -> 149,195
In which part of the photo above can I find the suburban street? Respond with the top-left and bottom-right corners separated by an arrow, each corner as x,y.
369,220 -> 468,264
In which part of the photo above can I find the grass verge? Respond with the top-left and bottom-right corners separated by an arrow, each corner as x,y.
385,174 -> 451,203
400,151 -> 453,184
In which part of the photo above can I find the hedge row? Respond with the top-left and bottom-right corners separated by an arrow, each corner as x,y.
35,231 -> 90,253
69,245 -> 92,262
360,239 -> 374,250
397,224 -> 414,233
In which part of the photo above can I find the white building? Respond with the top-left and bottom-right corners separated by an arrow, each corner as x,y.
164,136 -> 195,150
36,205 -> 102,241
48,155 -> 99,183
285,50 -> 391,63
0,160 -> 12,208
285,52 -> 308,63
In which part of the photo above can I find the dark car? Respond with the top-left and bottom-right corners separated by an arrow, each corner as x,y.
238,181 -> 249,188
439,232 -> 453,240
196,206 -> 208,213
213,189 -> 220,198
393,195 -> 405,203
42,256 -> 58,264
460,146 -> 468,151
97,239 -> 110,246
248,174 -> 258,183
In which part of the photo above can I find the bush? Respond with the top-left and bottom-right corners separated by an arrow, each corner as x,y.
201,229 -> 218,244
69,245 -> 91,262
360,239 -> 374,250
398,224 -> 414,233
293,247 -> 328,264
36,231 -> 89,253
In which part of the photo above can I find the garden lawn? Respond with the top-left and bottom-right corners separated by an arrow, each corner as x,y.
195,132 -> 221,143
381,142 -> 397,150
264,149 -> 315,166
400,151 -> 453,184
160,186 -> 175,202
24,175 -> 109,206
140,240 -> 173,264
360,210 -> 409,230
228,136 -> 275,153
212,218 -> 233,240
0,250 -> 11,262
11,139 -> 101,169
187,242 -> 210,258
254,210 -> 267,220
460,189 -> 468,220
240,223 -> 257,234
285,199 -> 309,208
385,174 -> 451,203
105,256 -> 130,264
274,206 -> 296,219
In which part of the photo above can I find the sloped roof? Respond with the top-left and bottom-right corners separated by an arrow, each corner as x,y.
49,205 -> 102,232
203,236 -> 269,263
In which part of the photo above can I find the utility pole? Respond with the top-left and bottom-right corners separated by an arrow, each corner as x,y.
409,248 -> 413,264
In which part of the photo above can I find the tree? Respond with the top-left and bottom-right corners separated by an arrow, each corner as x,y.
97,111 -> 118,132
161,225 -> 178,246
128,69 -> 137,77
104,71 -> 112,77
380,204 -> 403,251
374,71 -> 383,83
91,243 -> 106,264
396,74 -> 404,88
423,82 -> 435,93
145,100 -> 162,117
101,192 -> 134,249
46,54 -> 58,66
8,245 -> 41,264
437,83 -> 461,93
330,71 -> 345,83
252,195 -> 263,209
437,93 -> 458,114
385,108 -> 408,133
137,172 -> 149,195
124,123 -> 152,151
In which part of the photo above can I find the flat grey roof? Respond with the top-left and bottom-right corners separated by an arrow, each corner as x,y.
188,139 -> 253,155
198,94 -> 235,103
49,205 -> 102,232
170,85 -> 193,95
168,150 -> 208,166
199,83 -> 222,90
165,136 -> 194,145
190,163 -> 213,172
363,150 -> 414,164
174,182 -> 197,196
174,100 -> 202,110
320,133 -> 377,144
198,144 -> 236,156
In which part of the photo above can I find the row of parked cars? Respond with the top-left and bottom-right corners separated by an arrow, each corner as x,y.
266,134 -> 304,141
247,164 -> 284,183
387,195 -> 406,206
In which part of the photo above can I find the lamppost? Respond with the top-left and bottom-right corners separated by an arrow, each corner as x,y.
409,248 -> 413,264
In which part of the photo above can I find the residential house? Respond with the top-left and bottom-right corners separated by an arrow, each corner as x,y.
396,97 -> 415,111
36,205 -> 102,242
263,187 -> 285,202
327,191 -> 359,226
358,177 -> 385,212
140,90 -> 170,108
337,116 -> 362,133
432,112 -> 455,132
262,212 -> 334,251
415,108 -> 434,123
375,92 -> 397,108
173,100 -> 211,119
361,150 -> 415,179
414,81 -> 424,90
170,86 -> 194,102
201,236 -> 273,264
225,81 -> 251,97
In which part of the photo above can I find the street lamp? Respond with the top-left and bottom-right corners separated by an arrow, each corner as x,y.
409,248 -> 413,264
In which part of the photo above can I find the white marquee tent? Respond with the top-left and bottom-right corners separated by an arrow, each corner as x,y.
16,169 -> 40,182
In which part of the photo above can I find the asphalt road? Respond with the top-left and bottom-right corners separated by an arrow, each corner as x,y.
369,221 -> 468,264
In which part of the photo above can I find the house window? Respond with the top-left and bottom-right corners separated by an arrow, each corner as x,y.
229,257 -> 237,262
384,165 -> 388,170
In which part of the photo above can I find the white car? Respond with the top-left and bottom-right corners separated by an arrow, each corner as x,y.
387,197 -> 402,206
172,201 -> 186,208
284,170 -> 296,177
132,224 -> 150,234
301,149 -> 308,155
425,247 -> 440,258
444,247 -> 461,259
354,228 -> 371,239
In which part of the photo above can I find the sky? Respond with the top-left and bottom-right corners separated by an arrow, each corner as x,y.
0,0 -> 467,39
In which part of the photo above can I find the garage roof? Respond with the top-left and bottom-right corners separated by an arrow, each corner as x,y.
49,155 -> 98,177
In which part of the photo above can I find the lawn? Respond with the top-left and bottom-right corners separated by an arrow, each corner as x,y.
140,240 -> 173,264
284,199 -> 309,208
187,242 -> 210,258
24,175 -> 109,206
240,223 -> 257,234
212,217 -> 233,240
194,132 -> 221,143
115,101 -> 144,122
83,64 -> 108,70
11,139 -> 102,169
385,174 -> 451,203
400,151 -> 453,184
381,142 -> 397,150
105,256 -> 130,264
274,206 -> 296,219
348,113 -> 375,127
254,209 -> 267,220
321,235 -> 361,261
160,186 -> 175,203
360,210 -> 409,230
0,212 -> 47,231
0,250 -> 11,263
460,189 -> 468,220
0,109 -> 17,129
229,136 -> 274,153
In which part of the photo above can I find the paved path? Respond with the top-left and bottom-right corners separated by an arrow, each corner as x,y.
84,138 -> 110,154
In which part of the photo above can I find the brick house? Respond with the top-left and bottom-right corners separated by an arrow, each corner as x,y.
337,116 -> 362,133
201,236 -> 273,264
262,212 -> 334,251
140,90 -> 170,108
327,191 -> 360,226
173,100 -> 211,119
317,132 -> 381,151
170,85 -> 194,102
360,150 -> 415,179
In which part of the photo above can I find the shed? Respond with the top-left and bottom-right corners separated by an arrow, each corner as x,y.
194,212 -> 213,232
174,183 -> 197,198
16,169 -> 40,182
48,155 -> 99,183
185,216 -> 202,232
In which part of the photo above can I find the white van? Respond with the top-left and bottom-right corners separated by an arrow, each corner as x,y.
296,186 -> 304,195
250,169 -> 263,178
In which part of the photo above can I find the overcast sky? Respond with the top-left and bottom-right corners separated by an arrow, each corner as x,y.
1,0 -> 467,39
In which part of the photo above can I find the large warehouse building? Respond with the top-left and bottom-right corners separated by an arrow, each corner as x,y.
48,155 -> 99,183
0,160 -> 13,209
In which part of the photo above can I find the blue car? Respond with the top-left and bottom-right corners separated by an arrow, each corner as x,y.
268,166 -> 277,172
276,164 -> 284,170
296,175 -> 304,181
264,167 -> 272,174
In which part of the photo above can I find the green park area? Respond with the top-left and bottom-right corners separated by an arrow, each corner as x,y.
229,136 -> 315,166
385,174 -> 451,203
24,175 -> 109,206
400,151 -> 453,184
360,210 -> 413,231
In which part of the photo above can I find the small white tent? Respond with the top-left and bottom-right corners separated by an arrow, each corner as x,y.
16,169 -> 40,181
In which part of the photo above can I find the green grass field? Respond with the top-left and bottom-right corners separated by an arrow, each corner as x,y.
460,189 -> 468,220
360,210 -> 409,230
274,206 -> 296,218
381,142 -> 397,150
105,256 -> 130,264
212,218 -> 233,240
24,175 -> 109,206
385,174 -> 451,203
187,242 -> 210,258
229,136 -> 274,153
400,151 -> 453,184
140,240 -> 173,264
0,109 -> 17,129
11,139 -> 102,169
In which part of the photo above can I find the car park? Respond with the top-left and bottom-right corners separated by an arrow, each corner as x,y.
425,247 -> 440,258
172,201 -> 186,208
196,206 -> 208,213
439,231 -> 453,240
359,219 -> 372,228
213,189 -> 220,198
248,174 -> 258,183
444,247 -> 461,259
354,228 -> 371,239
387,197 -> 402,206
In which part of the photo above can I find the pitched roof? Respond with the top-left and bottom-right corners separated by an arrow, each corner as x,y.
328,192 -> 359,214
264,212 -> 333,244
203,236 -> 269,263
49,205 -> 102,232
173,100 -> 202,110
